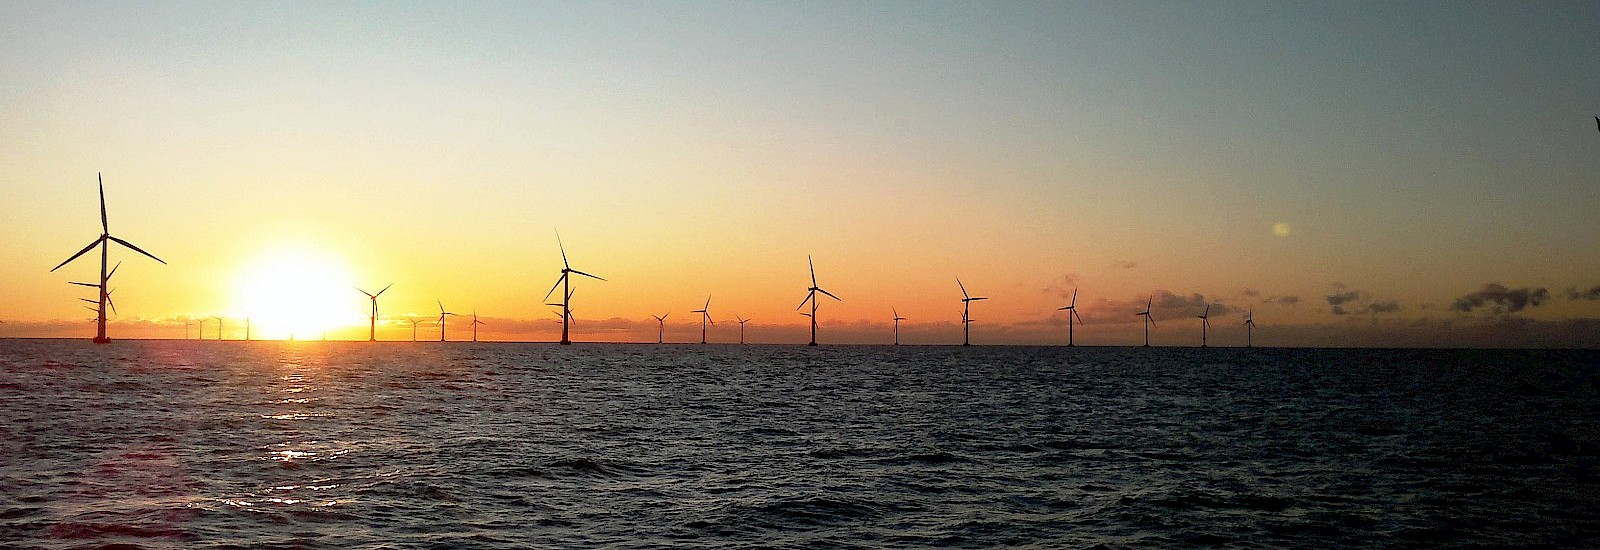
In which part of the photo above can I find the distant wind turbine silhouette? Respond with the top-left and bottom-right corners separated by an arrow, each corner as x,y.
544,231 -> 604,345
210,315 -> 223,341
437,300 -> 460,342
692,296 -> 713,344
408,317 -> 423,342
471,310 -> 485,342
735,315 -> 750,344
1244,310 -> 1256,348
50,173 -> 165,343
892,308 -> 906,346
245,315 -> 251,341
196,317 -> 206,341
1056,288 -> 1083,347
357,283 -> 393,342
958,278 -> 986,346
651,312 -> 669,344
796,256 -> 841,346
1197,303 -> 1212,348
1136,296 -> 1156,347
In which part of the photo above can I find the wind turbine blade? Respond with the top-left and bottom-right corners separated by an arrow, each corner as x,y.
80,298 -> 97,304
106,261 -> 122,280
570,269 -> 605,281
106,293 -> 117,316
356,286 -> 374,298
809,255 -> 817,287
542,274 -> 566,301
70,281 -> 99,287
376,283 -> 394,297
556,230 -> 569,269
51,237 -> 105,272
99,173 -> 108,233
971,297 -> 987,301
704,295 -> 711,309
1073,309 -> 1084,323
957,278 -> 968,298
817,288 -> 841,301
108,236 -> 165,265
797,292 -> 814,310
438,299 -> 444,313
1071,287 -> 1078,307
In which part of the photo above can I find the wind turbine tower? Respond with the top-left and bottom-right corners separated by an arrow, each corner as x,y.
1197,303 -> 1212,348
50,173 -> 166,343
437,300 -> 460,342
544,232 -> 605,345
796,256 -> 841,346
408,318 -> 422,342
651,312 -> 669,344
1056,288 -> 1083,347
1136,296 -> 1156,347
958,278 -> 986,346
471,310 -> 485,342
892,308 -> 906,346
735,316 -> 750,345
357,283 -> 393,342
210,316 -> 223,341
692,296 -> 713,344
1244,311 -> 1256,348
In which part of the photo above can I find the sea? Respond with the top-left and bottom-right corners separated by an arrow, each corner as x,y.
1,340 -> 1596,549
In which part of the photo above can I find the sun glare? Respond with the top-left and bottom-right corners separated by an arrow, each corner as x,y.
232,248 -> 357,340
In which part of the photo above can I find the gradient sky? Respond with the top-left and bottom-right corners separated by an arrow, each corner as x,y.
3,1 -> 1597,346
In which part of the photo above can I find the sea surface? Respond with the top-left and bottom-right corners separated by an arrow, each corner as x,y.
1,340 -> 1597,549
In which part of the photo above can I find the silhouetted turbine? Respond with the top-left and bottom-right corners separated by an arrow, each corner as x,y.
210,315 -> 223,341
408,317 -> 423,342
544,231 -> 604,346
436,300 -> 461,341
892,308 -> 906,346
1197,303 -> 1212,348
1136,296 -> 1156,347
651,312 -> 669,344
796,256 -> 840,346
692,296 -> 713,344
471,310 -> 486,342
735,316 -> 750,345
50,173 -> 165,344
1244,310 -> 1256,348
1056,287 -> 1083,347
958,278 -> 986,346
357,283 -> 393,342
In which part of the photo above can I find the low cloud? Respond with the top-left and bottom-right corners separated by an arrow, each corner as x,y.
1264,295 -> 1301,306
1241,288 -> 1260,298
1450,283 -> 1549,314
1326,287 -> 1400,316
1566,285 -> 1600,301
1042,273 -> 1083,299
1113,260 -> 1137,269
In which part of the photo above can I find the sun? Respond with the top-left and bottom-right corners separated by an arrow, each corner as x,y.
232,248 -> 358,340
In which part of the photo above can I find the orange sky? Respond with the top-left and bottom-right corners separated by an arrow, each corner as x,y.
2,3 -> 1597,347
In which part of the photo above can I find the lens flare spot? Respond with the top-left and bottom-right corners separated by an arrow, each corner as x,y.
1272,222 -> 1292,237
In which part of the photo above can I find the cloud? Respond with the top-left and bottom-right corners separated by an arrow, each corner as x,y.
1042,273 -> 1082,299
1450,283 -> 1550,314
1241,288 -> 1260,297
1566,285 -> 1600,301
1113,260 -> 1137,269
1326,287 -> 1400,316
1264,295 -> 1301,305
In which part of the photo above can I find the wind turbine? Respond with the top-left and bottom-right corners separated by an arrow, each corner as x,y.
735,316 -> 750,345
543,231 -> 605,345
407,317 -> 423,342
1056,288 -> 1083,347
958,278 -> 986,346
471,310 -> 485,342
651,312 -> 669,344
245,315 -> 251,341
1136,296 -> 1155,347
210,315 -> 223,341
892,308 -> 906,346
50,173 -> 166,343
357,283 -> 393,342
1197,303 -> 1212,348
196,317 -> 206,340
691,295 -> 713,344
437,300 -> 460,342
183,319 -> 193,340
1244,310 -> 1256,348
796,256 -> 841,346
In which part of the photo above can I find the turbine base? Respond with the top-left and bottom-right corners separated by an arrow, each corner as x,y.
92,337 -> 111,344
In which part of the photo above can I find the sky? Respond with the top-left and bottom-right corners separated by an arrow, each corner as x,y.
2,1 -> 1597,347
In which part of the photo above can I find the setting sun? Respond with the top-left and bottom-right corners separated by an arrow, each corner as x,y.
231,248 -> 357,340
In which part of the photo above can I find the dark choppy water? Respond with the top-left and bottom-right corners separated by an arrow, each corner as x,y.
1,340 -> 1597,548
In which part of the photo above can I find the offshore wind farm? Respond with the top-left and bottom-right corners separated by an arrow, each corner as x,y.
2,3 -> 1599,548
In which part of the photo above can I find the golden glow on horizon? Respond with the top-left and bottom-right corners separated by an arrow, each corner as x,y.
231,247 -> 357,340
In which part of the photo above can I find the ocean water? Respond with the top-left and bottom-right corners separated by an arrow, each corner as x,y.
1,340 -> 1596,549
